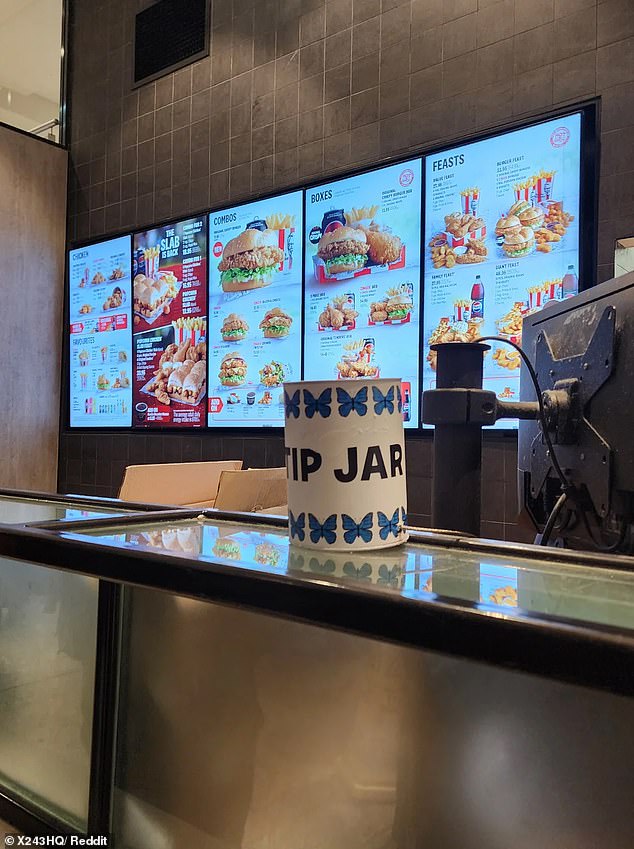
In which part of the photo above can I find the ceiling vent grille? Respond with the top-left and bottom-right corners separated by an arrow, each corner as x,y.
134,0 -> 209,87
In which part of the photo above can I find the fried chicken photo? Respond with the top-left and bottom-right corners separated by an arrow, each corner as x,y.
364,229 -> 402,265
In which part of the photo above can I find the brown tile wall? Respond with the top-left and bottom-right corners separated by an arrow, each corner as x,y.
62,0 -> 634,542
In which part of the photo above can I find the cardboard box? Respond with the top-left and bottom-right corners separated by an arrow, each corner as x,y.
214,468 -> 287,513
255,504 -> 288,517
118,460 -> 243,506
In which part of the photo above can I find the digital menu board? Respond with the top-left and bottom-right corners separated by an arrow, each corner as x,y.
68,235 -> 132,427
303,159 -> 422,428
207,191 -> 303,427
132,216 -> 208,427
423,112 -> 582,426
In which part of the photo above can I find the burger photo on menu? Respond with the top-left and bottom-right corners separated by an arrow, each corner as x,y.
495,178 -> 574,257
259,307 -> 293,338
218,228 -> 284,292
221,313 -> 249,342
219,353 -> 248,386
316,227 -> 370,276
312,204 -> 405,283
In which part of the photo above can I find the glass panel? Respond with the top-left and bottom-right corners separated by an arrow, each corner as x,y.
0,0 -> 63,141
0,495 -> 132,525
112,586 -> 634,849
70,518 -> 634,632
0,556 -> 98,827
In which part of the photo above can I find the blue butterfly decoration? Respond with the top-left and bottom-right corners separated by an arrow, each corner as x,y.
378,565 -> 402,587
309,513 -> 337,545
401,506 -> 408,526
396,385 -> 402,413
284,389 -> 300,419
378,508 -> 400,540
342,512 -> 373,544
373,384 -> 395,415
304,387 -> 332,419
337,386 -> 368,417
342,562 -> 372,581
289,510 -> 305,542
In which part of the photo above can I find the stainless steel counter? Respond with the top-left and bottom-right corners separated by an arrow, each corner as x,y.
0,492 -> 633,847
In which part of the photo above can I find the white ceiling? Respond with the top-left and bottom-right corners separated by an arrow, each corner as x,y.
0,0 -> 63,130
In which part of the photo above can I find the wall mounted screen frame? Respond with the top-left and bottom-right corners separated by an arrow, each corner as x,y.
64,99 -> 598,434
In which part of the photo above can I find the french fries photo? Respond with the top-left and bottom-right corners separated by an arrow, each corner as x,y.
265,212 -> 296,229
344,205 -> 380,225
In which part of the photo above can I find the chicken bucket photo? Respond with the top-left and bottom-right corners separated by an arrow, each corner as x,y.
283,378 -> 408,552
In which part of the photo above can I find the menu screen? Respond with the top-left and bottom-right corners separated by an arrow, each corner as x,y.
423,112 -> 582,426
304,159 -> 422,428
207,192 -> 303,427
68,235 -> 132,427
132,216 -> 208,428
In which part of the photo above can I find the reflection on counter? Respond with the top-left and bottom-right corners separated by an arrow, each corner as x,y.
67,518 -> 634,633
0,495 -> 132,525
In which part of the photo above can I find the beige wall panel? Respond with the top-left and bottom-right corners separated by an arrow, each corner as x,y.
0,126 -> 67,490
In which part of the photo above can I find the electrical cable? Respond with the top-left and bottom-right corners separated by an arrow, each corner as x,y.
478,335 -> 570,492
580,508 -> 627,553
539,491 -> 568,546
477,335 -> 579,546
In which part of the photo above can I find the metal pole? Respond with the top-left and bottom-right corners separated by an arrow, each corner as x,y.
431,343 -> 489,536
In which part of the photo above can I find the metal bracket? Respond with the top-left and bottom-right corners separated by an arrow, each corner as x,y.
530,306 -> 616,517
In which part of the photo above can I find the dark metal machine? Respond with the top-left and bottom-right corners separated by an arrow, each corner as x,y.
423,273 -> 631,550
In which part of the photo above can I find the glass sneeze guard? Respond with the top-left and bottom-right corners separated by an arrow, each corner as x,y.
66,516 -> 634,634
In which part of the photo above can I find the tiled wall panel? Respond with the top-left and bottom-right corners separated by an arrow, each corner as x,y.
63,0 -> 633,541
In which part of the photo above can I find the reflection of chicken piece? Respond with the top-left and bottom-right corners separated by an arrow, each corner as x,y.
365,229 -> 402,265
488,586 -> 518,606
